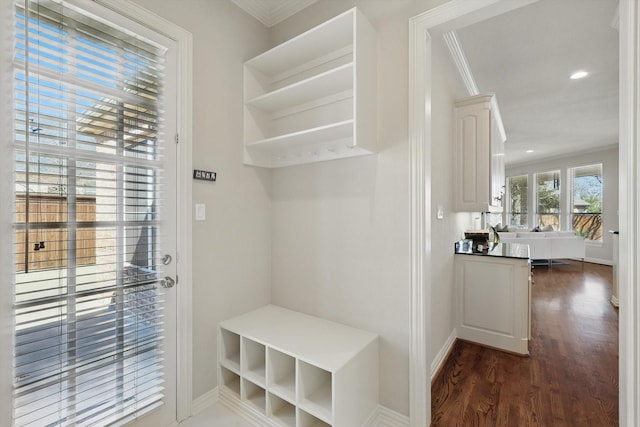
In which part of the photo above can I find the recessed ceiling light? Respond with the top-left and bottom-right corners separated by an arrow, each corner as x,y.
526,149 -> 534,153
570,70 -> 589,80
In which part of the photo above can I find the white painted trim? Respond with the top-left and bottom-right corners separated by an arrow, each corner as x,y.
442,30 -> 507,144
408,10 -> 430,427
583,258 -> 613,266
442,30 -> 479,94
230,0 -> 319,27
191,387 -> 219,416
365,405 -> 411,427
430,330 -> 457,381
174,23 -> 195,427
219,391 -> 401,427
610,295 -> 620,308
618,1 -> 639,425
92,1 -> 195,423
219,388 -> 280,427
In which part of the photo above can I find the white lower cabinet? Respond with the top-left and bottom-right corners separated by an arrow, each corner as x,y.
454,254 -> 531,355
218,305 -> 378,426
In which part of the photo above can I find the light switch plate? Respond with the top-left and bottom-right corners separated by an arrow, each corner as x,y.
436,205 -> 444,219
195,203 -> 206,221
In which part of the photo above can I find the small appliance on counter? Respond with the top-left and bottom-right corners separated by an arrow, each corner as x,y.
464,230 -> 489,252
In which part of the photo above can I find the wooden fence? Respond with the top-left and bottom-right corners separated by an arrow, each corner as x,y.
15,195 -> 97,272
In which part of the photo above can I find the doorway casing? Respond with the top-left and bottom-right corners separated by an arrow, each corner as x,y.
407,0 -> 639,426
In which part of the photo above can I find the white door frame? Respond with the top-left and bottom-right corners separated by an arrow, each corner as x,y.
82,1 -> 195,423
408,1 -> 639,426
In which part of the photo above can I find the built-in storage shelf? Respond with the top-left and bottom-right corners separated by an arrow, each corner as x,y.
268,348 -> 296,403
242,378 -> 266,414
246,64 -> 354,112
269,393 -> 296,426
218,305 -> 378,426
220,329 -> 241,373
220,366 -> 240,398
243,8 -> 377,168
242,337 -> 266,387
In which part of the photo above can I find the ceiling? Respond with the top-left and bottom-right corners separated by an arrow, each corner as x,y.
230,0 -> 318,27
454,0 -> 619,166
231,0 -> 620,166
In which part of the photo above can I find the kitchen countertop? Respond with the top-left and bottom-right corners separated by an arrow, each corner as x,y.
454,241 -> 530,260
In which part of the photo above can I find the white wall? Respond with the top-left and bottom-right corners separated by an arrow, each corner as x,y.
268,0 -> 445,416
506,146 -> 619,263
131,0 -> 274,400
429,36 -> 472,372
132,0 -> 450,416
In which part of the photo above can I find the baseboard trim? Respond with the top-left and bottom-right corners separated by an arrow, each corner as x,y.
584,257 -> 613,266
217,388 -> 406,427
430,329 -> 457,381
611,295 -> 620,307
219,387 -> 279,427
191,387 -> 218,416
366,405 -> 410,427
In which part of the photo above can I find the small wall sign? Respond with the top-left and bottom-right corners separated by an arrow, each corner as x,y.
193,169 -> 216,182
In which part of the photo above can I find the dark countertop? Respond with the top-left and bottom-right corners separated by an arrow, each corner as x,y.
454,241 -> 530,260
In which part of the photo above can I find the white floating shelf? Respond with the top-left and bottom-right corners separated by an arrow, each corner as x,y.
243,7 -> 377,168
244,10 -> 353,76
246,63 -> 354,113
246,120 -> 354,152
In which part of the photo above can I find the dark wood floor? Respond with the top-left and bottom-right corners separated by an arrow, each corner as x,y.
431,261 -> 619,427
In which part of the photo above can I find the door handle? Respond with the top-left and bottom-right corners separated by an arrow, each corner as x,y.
160,276 -> 176,288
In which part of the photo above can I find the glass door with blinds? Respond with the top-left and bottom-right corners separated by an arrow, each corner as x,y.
12,1 -> 178,426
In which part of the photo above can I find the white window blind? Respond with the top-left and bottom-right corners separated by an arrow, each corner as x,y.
13,1 -> 169,425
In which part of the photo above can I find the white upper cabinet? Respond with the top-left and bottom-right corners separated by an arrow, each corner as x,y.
454,93 -> 506,212
243,8 -> 377,168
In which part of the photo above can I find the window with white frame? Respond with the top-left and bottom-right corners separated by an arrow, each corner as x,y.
507,175 -> 528,228
535,170 -> 561,230
570,163 -> 603,241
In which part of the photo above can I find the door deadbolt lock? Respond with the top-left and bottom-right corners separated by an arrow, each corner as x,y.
160,276 -> 176,288
162,254 -> 172,265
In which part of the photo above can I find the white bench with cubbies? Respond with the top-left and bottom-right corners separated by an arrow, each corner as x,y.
218,305 -> 378,427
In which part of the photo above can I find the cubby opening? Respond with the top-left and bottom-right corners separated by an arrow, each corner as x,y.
268,393 -> 296,427
267,348 -> 296,402
298,361 -> 332,422
242,379 -> 266,414
220,328 -> 241,372
242,338 -> 266,386
298,409 -> 331,427
220,366 -> 240,398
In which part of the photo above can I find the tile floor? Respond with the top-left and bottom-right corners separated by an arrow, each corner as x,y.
178,403 -> 255,427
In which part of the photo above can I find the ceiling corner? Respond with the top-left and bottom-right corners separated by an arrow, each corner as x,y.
231,0 -> 319,27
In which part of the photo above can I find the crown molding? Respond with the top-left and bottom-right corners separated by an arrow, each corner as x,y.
443,30 -> 507,143
230,0 -> 319,27
442,30 -> 479,95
